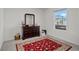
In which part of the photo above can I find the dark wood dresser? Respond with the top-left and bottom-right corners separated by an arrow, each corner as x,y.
22,25 -> 40,40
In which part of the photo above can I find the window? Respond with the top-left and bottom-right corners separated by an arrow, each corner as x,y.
54,9 -> 67,30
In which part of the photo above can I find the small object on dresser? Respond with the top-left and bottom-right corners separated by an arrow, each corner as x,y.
15,33 -> 20,40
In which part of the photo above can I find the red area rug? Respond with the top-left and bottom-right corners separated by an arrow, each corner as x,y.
16,37 -> 72,51
22,39 -> 62,51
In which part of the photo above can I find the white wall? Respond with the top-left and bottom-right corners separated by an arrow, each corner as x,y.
0,8 -> 4,49
45,8 -> 79,45
4,8 -> 79,45
4,8 -> 45,41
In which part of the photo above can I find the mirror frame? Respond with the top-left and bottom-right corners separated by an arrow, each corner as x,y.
24,13 -> 35,26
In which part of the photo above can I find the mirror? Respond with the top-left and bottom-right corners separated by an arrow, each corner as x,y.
25,13 -> 35,26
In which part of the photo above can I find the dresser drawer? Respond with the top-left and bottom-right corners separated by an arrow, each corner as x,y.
22,26 -> 40,40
